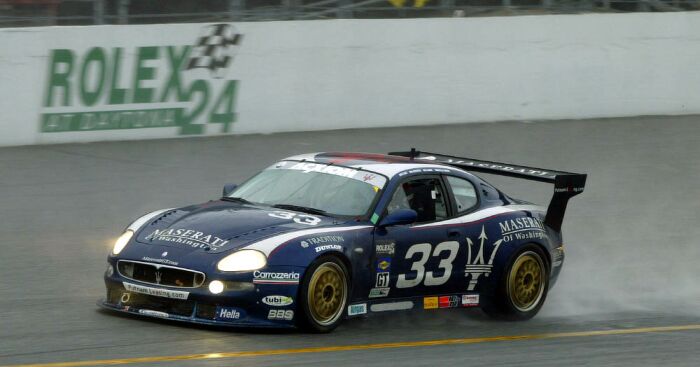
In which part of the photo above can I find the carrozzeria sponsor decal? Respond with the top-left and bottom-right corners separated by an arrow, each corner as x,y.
145,228 -> 229,249
41,24 -> 242,136
252,271 -> 300,285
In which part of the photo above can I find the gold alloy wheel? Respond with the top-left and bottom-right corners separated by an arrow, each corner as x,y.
507,251 -> 546,312
307,262 -> 347,326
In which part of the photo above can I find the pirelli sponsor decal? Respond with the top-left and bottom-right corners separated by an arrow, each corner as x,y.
123,282 -> 189,300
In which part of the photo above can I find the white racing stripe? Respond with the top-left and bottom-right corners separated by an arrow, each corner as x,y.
413,205 -> 543,228
244,226 -> 373,256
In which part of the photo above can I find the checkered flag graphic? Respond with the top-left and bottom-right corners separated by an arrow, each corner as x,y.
187,24 -> 242,78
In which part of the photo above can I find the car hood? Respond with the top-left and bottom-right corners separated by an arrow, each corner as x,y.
134,200 -> 340,254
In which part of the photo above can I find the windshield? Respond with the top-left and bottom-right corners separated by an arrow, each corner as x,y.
229,161 -> 387,217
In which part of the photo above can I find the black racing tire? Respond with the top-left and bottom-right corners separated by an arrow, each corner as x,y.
297,256 -> 350,333
482,244 -> 549,321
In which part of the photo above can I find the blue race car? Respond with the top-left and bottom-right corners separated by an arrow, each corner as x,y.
100,150 -> 586,332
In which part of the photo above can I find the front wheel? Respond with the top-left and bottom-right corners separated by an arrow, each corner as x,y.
298,256 -> 349,333
482,245 -> 549,320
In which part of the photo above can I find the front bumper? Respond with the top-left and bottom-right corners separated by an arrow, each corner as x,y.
100,264 -> 302,329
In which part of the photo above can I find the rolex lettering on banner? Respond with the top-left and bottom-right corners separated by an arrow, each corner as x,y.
40,24 -> 242,137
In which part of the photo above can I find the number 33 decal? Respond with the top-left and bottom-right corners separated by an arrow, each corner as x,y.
396,241 -> 459,288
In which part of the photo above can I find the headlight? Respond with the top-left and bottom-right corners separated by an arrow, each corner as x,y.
217,250 -> 267,272
112,230 -> 134,255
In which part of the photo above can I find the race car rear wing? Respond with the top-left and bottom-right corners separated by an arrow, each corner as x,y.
388,149 -> 586,232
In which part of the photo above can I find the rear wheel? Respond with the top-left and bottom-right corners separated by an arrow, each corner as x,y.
483,245 -> 549,320
298,256 -> 349,333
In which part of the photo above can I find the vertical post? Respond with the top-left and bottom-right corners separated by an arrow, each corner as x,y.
541,0 -> 552,8
502,0 -> 511,8
229,0 -> 244,21
117,0 -> 130,25
94,0 -> 105,25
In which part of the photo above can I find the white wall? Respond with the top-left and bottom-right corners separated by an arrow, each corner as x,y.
2,12 -> 700,147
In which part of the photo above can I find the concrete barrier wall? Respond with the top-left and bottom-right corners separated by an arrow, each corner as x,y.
2,12 -> 700,146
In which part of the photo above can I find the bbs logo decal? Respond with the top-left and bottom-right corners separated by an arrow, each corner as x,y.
375,272 -> 390,288
262,295 -> 293,307
268,309 -> 294,321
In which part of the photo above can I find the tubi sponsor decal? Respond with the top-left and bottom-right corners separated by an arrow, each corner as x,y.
262,295 -> 293,307
423,297 -> 438,309
215,306 -> 246,321
347,303 -> 367,316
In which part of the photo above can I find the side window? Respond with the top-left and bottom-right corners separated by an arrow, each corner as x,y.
386,178 -> 447,223
445,176 -> 478,213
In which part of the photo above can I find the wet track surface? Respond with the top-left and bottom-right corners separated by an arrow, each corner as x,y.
1,116 -> 699,366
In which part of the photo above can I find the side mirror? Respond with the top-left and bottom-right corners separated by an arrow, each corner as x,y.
378,209 -> 417,227
222,183 -> 238,197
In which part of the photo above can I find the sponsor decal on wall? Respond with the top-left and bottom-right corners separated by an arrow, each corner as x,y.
216,306 -> 246,321
347,303 -> 367,316
261,295 -> 293,307
40,24 -> 242,136
253,271 -> 300,285
145,228 -> 229,249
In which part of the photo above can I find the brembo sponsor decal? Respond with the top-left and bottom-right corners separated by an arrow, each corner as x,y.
145,228 -> 228,249
252,271 -> 300,285
123,282 -> 189,300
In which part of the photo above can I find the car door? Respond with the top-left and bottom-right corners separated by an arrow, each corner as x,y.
371,175 -> 460,300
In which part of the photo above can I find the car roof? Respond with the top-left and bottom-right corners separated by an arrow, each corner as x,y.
282,152 -> 466,179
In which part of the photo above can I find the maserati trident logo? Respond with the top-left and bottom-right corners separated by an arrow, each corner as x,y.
155,271 -> 162,285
